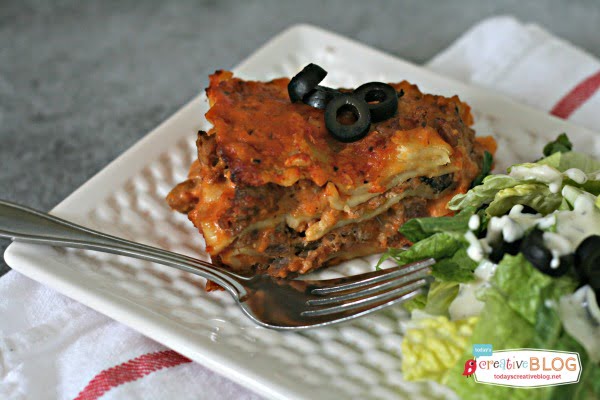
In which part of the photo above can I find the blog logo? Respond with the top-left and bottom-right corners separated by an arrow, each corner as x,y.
469,348 -> 581,388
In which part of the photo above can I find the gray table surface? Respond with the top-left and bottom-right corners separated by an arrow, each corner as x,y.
2,0 -> 599,278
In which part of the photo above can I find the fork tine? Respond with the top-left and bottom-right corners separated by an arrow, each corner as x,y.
310,258 -> 435,295
306,266 -> 431,306
301,278 -> 430,317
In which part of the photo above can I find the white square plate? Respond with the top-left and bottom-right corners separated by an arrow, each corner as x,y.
5,24 -> 600,400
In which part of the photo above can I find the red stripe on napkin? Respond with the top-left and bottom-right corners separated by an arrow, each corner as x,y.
74,350 -> 192,400
550,70 -> 600,118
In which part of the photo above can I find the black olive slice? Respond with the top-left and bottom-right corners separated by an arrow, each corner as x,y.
520,205 -> 540,214
575,235 -> 600,289
488,243 -> 504,264
324,94 -> 371,143
353,82 -> 398,122
521,228 -> 570,277
288,64 -> 327,103
556,253 -> 576,277
489,238 -> 522,264
302,85 -> 341,109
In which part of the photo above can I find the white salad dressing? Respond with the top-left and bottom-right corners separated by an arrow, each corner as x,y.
500,216 -> 524,242
464,195 -> 600,268
558,285 -> 600,362
465,231 -> 485,262
508,204 -> 542,225
468,214 -> 480,231
458,205 -> 544,321
486,205 -> 540,244
449,260 -> 497,320
509,164 -> 563,193
564,168 -> 588,184
485,216 -> 504,243
537,214 -> 556,230
543,231 -> 572,269
542,232 -> 571,254
554,190 -> 600,250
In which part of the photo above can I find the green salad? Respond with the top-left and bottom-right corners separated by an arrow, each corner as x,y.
382,134 -> 600,399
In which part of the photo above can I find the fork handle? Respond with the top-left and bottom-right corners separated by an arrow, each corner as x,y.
0,200 -> 248,298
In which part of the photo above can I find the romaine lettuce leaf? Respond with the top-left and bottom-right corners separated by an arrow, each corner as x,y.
381,232 -> 463,265
531,284 -> 567,349
538,150 -> 600,173
401,315 -> 478,383
580,179 -> 600,196
381,232 -> 476,282
450,150 -> 600,214
402,281 -> 461,316
423,281 -> 460,316
399,206 -> 477,242
401,292 -> 427,312
432,247 -> 478,282
448,175 -> 521,210
491,254 -> 575,325
486,183 -> 563,216
432,260 -> 473,283
536,151 -> 600,195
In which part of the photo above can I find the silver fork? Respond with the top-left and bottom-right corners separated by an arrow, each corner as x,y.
0,200 -> 434,330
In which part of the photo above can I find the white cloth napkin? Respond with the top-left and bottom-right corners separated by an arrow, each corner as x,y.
427,16 -> 600,127
2,15 -> 600,400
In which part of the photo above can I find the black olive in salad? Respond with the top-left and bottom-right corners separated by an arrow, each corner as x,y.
489,238 -> 522,264
575,235 -> 600,290
521,228 -> 572,277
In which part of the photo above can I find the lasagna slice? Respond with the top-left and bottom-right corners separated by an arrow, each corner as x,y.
167,70 -> 491,278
